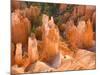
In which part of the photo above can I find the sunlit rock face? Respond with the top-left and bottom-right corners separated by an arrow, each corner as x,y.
39,15 -> 61,68
13,35 -> 39,67
65,19 -> 94,49
11,9 -> 31,47
28,35 -> 39,64
15,43 -> 23,66
65,20 -> 81,49
82,19 -> 94,49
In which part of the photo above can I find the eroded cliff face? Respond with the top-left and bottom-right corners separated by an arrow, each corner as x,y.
11,1 -> 96,74
11,9 -> 31,48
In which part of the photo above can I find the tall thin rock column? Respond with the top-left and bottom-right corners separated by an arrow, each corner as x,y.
83,19 -> 94,48
28,35 -> 39,64
40,14 -> 61,68
77,20 -> 86,48
15,43 -> 22,66
65,20 -> 80,50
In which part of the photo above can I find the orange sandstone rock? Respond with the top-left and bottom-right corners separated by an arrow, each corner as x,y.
40,15 -> 61,68
12,9 -> 31,47
83,19 -> 94,48
15,43 -> 23,66
28,36 -> 39,64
